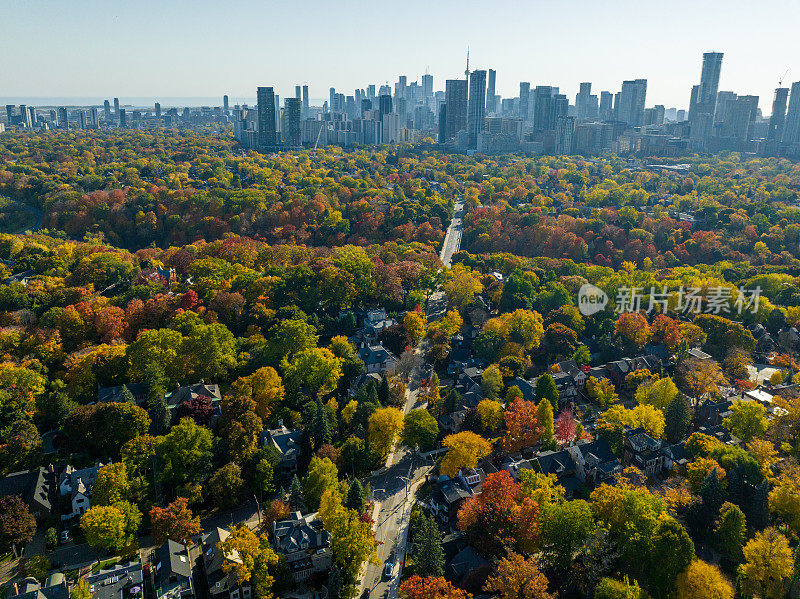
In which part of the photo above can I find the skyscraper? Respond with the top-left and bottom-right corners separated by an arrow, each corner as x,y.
422,74 -> 433,101
329,88 -> 336,113
519,82 -> 531,121
257,86 -> 277,147
284,97 -> 301,146
467,69 -> 487,149
486,69 -> 496,114
155,102 -> 161,118
113,97 -> 120,116
223,95 -> 229,112
20,105 -> 32,128
118,108 -> 127,128
57,107 -> 68,129
533,86 -> 554,130
575,82 -> 598,120
616,79 -> 647,126
444,79 -> 468,141
302,85 -> 309,118
103,100 -> 111,121
378,94 -> 393,124
768,87 -> 790,141
599,91 -> 613,121
555,115 -> 575,155
783,81 -> 800,143
295,85 -> 301,100
689,52 -> 723,147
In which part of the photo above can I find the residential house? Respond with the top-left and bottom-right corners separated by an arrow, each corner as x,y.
428,470 -> 484,529
438,410 -> 467,436
7,574 -> 69,599
166,382 -> 222,412
272,512 -> 332,583
260,425 -> 304,477
623,428 -> 664,477
779,327 -> 800,352
0,466 -> 55,520
697,424 -> 742,446
749,324 -> 778,354
695,398 -> 734,428
446,546 -> 490,588
663,443 -> 690,473
362,309 -> 397,341
87,561 -> 144,599
59,462 -> 104,521
153,540 -> 194,599
552,372 -> 579,407
567,439 -> 622,485
511,377 -> 536,401
98,383 -> 148,405
357,343 -> 398,374
458,368 -> 483,395
531,449 -> 581,498
201,528 -> 251,599
553,360 -> 588,390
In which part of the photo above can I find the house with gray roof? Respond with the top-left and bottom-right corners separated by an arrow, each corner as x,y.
0,465 -> 55,520
86,561 -> 143,599
153,540 -> 194,599
7,575 -> 69,599
201,528 -> 251,599
272,512 -> 331,583
260,425 -> 305,477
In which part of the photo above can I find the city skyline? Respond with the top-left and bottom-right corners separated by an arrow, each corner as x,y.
2,0 -> 798,109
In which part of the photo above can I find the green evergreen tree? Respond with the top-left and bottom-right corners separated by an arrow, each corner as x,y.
664,394 -> 690,444
144,361 -> 169,435
312,398 -> 331,449
378,375 -> 390,406
411,513 -> 444,577
715,502 -> 746,568
699,468 -> 725,538
535,374 -> 559,413
538,399 -> 555,447
345,479 -> 365,513
289,474 -> 306,512
119,385 -> 136,404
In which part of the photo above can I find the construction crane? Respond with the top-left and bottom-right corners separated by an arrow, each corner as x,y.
779,69 -> 789,87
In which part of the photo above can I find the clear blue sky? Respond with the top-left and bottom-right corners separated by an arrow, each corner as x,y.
2,0 -> 798,110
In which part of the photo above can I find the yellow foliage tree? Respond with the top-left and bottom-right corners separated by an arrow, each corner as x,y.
441,432 -> 492,477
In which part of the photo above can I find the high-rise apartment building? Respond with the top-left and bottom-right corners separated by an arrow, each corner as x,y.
302,85 -> 309,118
555,115 -> 576,155
599,91 -> 613,121
284,97 -> 301,146
533,86 -> 555,130
688,52 -> 724,147
467,70 -> 487,149
444,79 -> 468,141
768,87 -> 790,141
783,82 -> 800,143
118,108 -> 127,128
486,69 -> 496,114
519,82 -> 531,121
257,86 -> 277,147
616,79 -> 647,126
103,100 -> 111,121
378,94 -> 393,124
575,82 -> 598,121
113,97 -> 120,116
155,102 -> 161,118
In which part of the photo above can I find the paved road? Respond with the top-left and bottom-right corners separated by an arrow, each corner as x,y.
360,344 -> 432,599
439,199 -> 464,268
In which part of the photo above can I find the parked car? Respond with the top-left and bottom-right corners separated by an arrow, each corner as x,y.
382,561 -> 394,580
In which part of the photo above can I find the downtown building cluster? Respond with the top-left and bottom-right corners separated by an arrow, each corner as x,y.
5,52 -> 800,159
